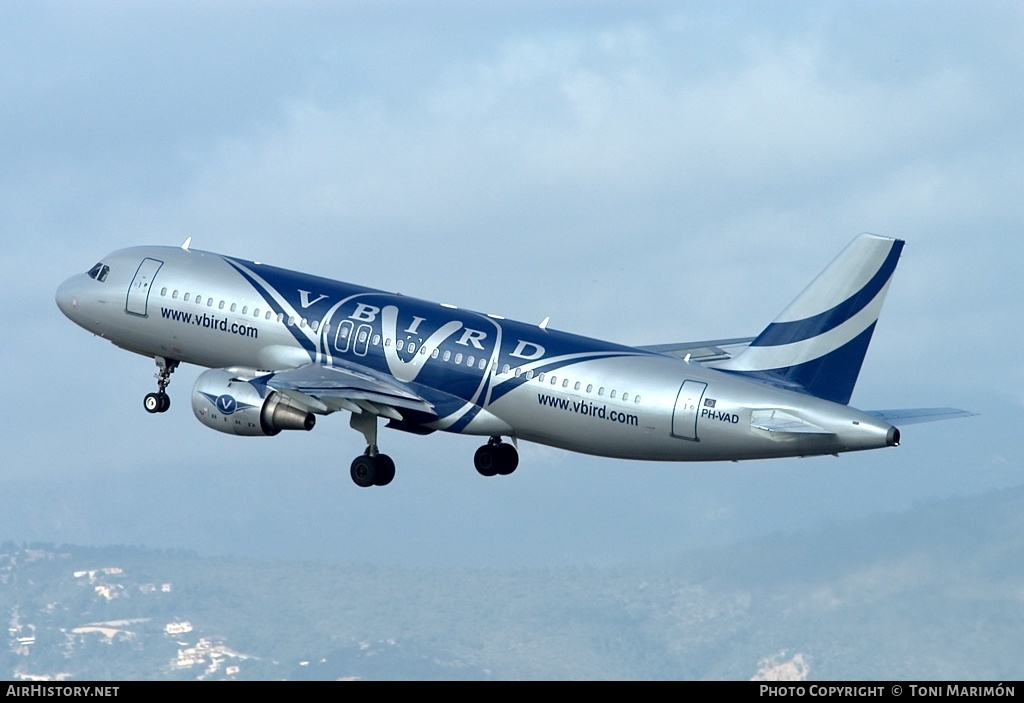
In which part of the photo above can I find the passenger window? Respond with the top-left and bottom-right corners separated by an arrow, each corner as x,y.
230,303 -> 236,312
397,340 -> 404,351
443,350 -> 451,362
266,311 -> 273,320
526,370 -> 534,380
455,353 -> 463,364
574,381 -> 580,391
622,392 -> 629,402
408,343 -> 417,355
372,334 -> 380,345
610,390 -> 617,399
467,355 -> 475,367
184,293 -> 191,302
195,296 -> 202,305
241,305 -> 247,314
538,373 -> 545,382
288,315 -> 295,326
563,379 -> 570,388
253,307 -> 259,317
598,387 -> 605,396
208,298 -> 214,307
586,384 -> 593,393
172,290 -> 179,299
311,320 -> 318,332
432,349 -> 439,359
634,395 -> 641,404
550,376 -> 557,385
479,359 -> 486,369
160,287 -> 167,296
219,301 -> 225,310
421,346 -> 429,356
502,364 -> 510,374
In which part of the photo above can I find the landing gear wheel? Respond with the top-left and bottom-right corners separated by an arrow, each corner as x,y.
144,392 -> 169,414
373,454 -> 395,486
350,455 -> 377,488
495,443 -> 519,475
475,439 -> 519,477
144,357 -> 178,416
474,445 -> 499,477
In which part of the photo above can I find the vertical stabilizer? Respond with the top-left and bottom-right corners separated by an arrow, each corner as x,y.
718,234 -> 904,404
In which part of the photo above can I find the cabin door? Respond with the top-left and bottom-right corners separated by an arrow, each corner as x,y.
671,380 -> 707,441
126,258 -> 164,317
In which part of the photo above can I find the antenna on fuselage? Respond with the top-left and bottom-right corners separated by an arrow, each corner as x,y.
181,237 -> 192,251
538,316 -> 550,330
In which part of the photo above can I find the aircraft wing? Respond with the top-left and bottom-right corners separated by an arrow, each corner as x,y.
637,337 -> 755,363
242,360 -> 435,422
864,408 -> 977,425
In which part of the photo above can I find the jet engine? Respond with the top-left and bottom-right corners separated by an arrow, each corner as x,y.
191,368 -> 315,437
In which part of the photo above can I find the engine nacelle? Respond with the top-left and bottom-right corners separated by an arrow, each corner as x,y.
192,368 -> 315,437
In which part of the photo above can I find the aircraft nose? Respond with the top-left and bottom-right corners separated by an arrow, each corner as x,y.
55,275 -> 83,319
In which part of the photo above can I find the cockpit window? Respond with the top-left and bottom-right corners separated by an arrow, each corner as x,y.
87,263 -> 110,282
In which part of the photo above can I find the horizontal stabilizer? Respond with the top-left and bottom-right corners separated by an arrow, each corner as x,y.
750,409 -> 831,436
865,408 -> 977,425
638,337 -> 754,363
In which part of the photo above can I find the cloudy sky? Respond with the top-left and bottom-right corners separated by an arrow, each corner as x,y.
2,1 -> 1021,567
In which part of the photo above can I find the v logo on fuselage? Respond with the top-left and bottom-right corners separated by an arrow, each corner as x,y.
381,305 -> 463,382
298,290 -> 329,309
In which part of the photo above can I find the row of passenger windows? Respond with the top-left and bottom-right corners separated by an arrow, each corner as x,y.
160,287 -> 319,330
335,327 -> 642,404
159,287 -> 642,405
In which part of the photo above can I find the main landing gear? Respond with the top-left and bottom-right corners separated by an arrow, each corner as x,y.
346,412 -> 520,488
474,437 -> 519,477
348,412 -> 395,488
144,356 -> 179,414
350,452 -> 396,488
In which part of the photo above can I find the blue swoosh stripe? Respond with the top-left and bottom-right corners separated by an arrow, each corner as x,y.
750,240 -> 902,348
224,260 -> 318,358
486,352 -> 645,405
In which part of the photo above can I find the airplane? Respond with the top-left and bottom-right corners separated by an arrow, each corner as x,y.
55,233 -> 971,487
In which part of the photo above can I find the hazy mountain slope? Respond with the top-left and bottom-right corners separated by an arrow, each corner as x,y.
3,485 -> 1021,679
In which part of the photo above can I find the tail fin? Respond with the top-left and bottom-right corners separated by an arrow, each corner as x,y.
718,233 -> 904,405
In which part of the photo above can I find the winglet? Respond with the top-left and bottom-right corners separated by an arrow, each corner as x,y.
718,234 -> 904,405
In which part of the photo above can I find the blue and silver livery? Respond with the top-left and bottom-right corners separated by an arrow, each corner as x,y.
55,234 -> 972,487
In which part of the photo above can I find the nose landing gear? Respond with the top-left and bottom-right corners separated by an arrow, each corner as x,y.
144,356 -> 179,414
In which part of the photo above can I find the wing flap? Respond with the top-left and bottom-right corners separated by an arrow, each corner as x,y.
247,361 -> 435,417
